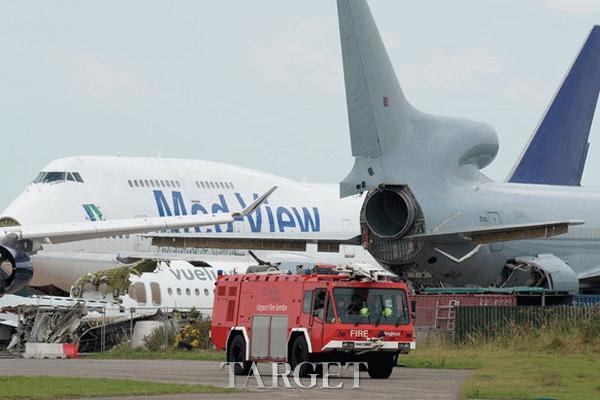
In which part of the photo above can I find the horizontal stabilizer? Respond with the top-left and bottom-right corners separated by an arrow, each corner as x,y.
509,26 -> 600,186
406,220 -> 584,244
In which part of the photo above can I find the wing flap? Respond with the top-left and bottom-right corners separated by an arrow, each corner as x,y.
406,220 -> 584,244
146,232 -> 361,253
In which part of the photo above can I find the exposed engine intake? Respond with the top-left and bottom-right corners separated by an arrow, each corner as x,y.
0,245 -> 33,294
363,186 -> 416,238
360,186 -> 425,266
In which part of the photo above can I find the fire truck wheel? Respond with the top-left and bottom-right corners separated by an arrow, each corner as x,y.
227,334 -> 252,375
289,336 -> 312,378
367,353 -> 395,379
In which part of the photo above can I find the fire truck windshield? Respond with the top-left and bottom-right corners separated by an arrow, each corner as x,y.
333,287 -> 409,325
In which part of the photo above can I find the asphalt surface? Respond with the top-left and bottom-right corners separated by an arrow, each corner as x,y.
0,358 -> 471,400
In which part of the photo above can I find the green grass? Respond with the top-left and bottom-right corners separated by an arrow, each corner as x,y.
0,376 -> 236,400
401,320 -> 600,400
86,348 -> 226,361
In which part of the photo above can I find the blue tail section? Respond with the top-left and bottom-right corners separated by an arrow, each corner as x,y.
509,26 -> 600,186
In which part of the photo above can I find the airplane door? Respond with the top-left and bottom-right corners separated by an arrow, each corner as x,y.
487,212 -> 503,251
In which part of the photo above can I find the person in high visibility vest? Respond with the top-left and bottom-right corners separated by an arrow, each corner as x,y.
359,305 -> 370,317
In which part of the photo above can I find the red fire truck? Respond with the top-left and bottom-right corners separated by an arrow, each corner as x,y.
211,265 -> 415,379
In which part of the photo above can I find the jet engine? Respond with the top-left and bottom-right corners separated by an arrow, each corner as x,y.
360,186 -> 425,266
0,245 -> 33,294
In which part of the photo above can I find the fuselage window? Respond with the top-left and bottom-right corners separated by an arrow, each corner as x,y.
167,288 -> 173,295
150,180 -> 155,186
219,182 -> 225,189
132,282 -> 147,304
134,180 -> 139,187
186,288 -> 191,296
128,180 -> 133,187
150,282 -> 161,305
200,182 -> 206,188
160,180 -> 165,187
166,180 -> 171,188
195,181 -> 200,188
176,288 -> 182,296
67,172 -> 76,182
195,288 -> 200,296
230,182 -> 235,189
210,182 -> 215,189
145,179 -> 150,187
204,288 -> 210,296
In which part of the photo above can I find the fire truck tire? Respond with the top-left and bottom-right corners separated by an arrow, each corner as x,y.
289,336 -> 312,378
367,353 -> 395,379
227,334 -> 252,376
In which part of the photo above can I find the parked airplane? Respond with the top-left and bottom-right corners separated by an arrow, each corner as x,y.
331,0 -> 600,293
1,1 -> 599,295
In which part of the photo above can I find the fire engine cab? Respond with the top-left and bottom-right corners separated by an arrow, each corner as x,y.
211,264 -> 415,379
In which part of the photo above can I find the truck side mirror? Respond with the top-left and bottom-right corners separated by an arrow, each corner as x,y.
410,300 -> 416,320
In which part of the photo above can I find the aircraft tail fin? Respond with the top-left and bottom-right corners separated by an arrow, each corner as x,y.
337,0 -> 499,197
508,26 -> 600,186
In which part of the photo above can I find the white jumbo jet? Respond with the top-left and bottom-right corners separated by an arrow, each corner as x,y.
0,157 -> 372,293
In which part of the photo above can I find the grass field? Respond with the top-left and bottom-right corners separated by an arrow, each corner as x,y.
402,319 -> 600,400
0,376 -> 235,400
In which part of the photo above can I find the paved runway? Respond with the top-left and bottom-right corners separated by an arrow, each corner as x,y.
0,359 -> 470,400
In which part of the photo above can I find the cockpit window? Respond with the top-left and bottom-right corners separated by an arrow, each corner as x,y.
42,172 -> 66,183
72,172 -> 84,183
33,171 -> 84,184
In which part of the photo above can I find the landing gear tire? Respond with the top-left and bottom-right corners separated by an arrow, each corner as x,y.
367,353 -> 395,379
227,334 -> 252,375
289,336 -> 313,377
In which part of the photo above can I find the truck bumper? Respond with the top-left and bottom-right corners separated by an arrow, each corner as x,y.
321,340 -> 416,353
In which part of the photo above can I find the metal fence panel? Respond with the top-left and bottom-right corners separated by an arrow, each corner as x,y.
454,306 -> 600,341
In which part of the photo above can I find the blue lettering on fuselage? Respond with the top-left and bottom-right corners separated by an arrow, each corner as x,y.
153,190 -> 320,233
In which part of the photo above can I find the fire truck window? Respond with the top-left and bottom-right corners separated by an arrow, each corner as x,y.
333,287 -> 409,325
302,290 -> 313,314
312,289 -> 326,320
326,296 -> 336,324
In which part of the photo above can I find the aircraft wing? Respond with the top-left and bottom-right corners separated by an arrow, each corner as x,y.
145,231 -> 361,253
0,186 -> 277,245
406,220 -> 584,244
144,219 -> 583,252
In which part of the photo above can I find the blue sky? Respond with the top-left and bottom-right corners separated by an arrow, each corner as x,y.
1,0 -> 599,210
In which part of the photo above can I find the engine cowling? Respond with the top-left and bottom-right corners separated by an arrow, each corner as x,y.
363,186 -> 417,239
0,245 -> 33,294
360,186 -> 425,266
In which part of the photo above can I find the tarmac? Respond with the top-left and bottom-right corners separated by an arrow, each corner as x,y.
0,358 -> 471,400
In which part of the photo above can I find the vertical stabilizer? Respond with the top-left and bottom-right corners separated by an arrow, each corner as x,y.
509,26 -> 600,186
337,0 -> 498,197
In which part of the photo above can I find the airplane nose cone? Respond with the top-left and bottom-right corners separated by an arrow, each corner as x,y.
1,183 -> 85,226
